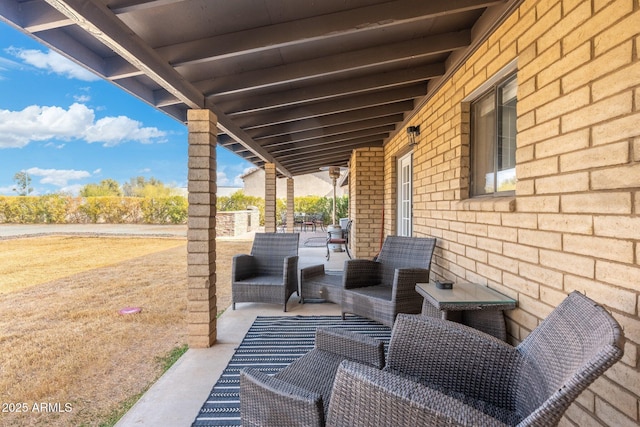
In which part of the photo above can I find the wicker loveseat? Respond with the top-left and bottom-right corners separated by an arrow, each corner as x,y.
239,291 -> 623,427
341,235 -> 437,326
231,232 -> 299,312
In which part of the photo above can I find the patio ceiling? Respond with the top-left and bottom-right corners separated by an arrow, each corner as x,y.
1,0 -> 519,177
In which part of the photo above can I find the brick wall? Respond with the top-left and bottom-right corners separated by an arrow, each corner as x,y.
264,163 -> 277,232
216,210 -> 260,237
349,147 -> 385,258
382,0 -> 639,425
186,109 -> 217,348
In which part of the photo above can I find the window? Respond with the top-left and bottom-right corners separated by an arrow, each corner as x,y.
471,74 -> 517,196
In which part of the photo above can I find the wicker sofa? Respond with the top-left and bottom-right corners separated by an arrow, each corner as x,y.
240,291 -> 623,427
341,235 -> 437,326
231,232 -> 299,312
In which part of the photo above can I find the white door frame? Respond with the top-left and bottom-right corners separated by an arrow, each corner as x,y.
397,152 -> 413,236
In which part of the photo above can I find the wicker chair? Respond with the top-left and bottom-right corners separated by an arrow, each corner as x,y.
328,292 -> 625,426
341,235 -> 436,326
240,327 -> 385,427
231,232 -> 299,312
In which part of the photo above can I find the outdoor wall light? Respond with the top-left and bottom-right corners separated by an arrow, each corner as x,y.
407,125 -> 420,146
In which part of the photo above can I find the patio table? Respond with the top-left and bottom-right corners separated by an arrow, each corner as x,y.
416,282 -> 516,341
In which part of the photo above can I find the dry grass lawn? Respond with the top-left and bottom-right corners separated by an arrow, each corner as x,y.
0,235 -> 252,426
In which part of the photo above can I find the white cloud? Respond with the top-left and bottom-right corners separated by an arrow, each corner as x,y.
74,94 -> 91,103
0,185 -> 14,194
217,171 -> 230,186
7,47 -> 100,81
44,142 -> 66,149
0,103 -> 167,148
59,184 -> 84,195
0,55 -> 22,80
0,103 -> 94,148
84,116 -> 166,146
26,167 -> 91,187
217,169 -> 246,187
232,174 -> 245,187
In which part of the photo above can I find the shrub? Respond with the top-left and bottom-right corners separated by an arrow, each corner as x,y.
0,193 -> 347,226
38,194 -> 71,223
141,196 -> 188,224
217,191 -> 265,225
0,196 -> 40,223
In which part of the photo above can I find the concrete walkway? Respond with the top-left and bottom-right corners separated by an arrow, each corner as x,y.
0,223 -> 188,239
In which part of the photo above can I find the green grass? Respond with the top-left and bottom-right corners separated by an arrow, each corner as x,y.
97,344 -> 189,427
156,343 -> 189,374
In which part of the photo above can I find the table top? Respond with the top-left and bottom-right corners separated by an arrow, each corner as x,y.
416,282 -> 516,310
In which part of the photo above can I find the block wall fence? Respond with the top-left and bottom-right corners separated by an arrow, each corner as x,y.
351,0 -> 639,425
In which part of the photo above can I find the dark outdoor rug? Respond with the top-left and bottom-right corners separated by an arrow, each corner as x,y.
192,315 -> 392,426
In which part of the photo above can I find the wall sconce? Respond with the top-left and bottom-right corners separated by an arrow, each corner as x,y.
407,125 -> 420,146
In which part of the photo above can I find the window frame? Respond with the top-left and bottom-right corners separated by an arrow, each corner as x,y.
469,72 -> 517,198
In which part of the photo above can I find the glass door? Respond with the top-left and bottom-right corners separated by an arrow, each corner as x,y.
397,152 -> 413,236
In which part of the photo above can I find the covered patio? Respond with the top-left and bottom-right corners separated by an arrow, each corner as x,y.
2,0 -> 638,425
118,235 -> 352,426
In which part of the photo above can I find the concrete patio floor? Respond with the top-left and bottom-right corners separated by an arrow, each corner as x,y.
116,239 -> 352,427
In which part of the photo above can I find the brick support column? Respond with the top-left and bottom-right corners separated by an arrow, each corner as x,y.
350,147 -> 384,259
187,109 -> 217,348
286,178 -> 295,233
264,163 -> 277,232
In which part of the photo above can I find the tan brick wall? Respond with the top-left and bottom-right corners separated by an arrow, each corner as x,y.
349,147 -> 384,258
382,0 -> 640,425
186,109 -> 217,348
264,163 -> 277,232
286,178 -> 295,233
216,210 -> 260,237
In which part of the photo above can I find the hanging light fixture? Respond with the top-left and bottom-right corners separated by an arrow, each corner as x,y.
407,125 -> 420,146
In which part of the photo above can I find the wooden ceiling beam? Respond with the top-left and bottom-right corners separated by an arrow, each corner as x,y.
232,85 -> 423,129
240,101 -> 413,133
274,137 -> 383,160
269,128 -> 393,155
197,30 -> 470,97
260,119 -> 399,148
159,0 -> 499,66
218,65 -> 442,116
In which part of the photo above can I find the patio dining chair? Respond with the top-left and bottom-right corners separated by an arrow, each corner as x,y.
341,235 -> 436,326
326,219 -> 352,260
231,232 -> 299,312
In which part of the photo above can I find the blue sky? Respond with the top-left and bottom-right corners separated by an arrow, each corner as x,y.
0,21 -> 252,196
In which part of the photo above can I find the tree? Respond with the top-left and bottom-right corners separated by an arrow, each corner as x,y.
123,176 -> 175,198
13,171 -> 33,196
79,179 -> 123,197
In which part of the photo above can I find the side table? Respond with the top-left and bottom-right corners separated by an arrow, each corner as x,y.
299,264 -> 343,304
416,282 -> 516,341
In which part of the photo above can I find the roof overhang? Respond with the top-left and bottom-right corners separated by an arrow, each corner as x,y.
1,0 -> 522,178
